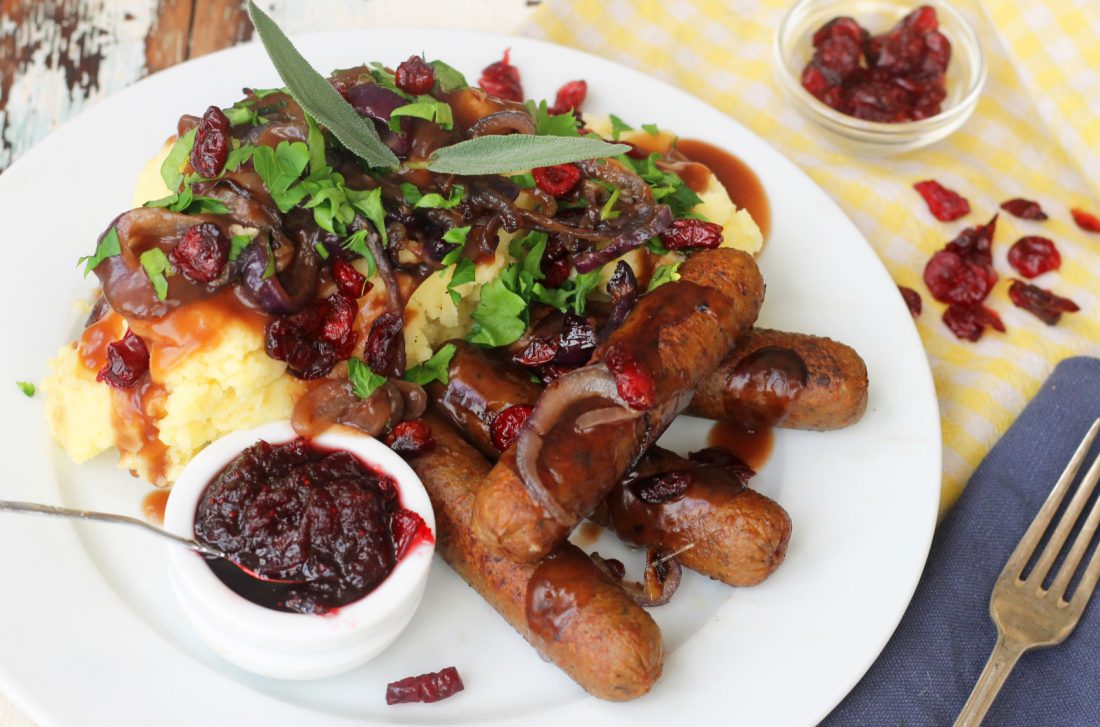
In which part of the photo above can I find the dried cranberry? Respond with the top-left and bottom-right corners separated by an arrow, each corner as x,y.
631,471 -> 690,504
604,346 -> 655,410
97,330 -> 150,389
169,223 -> 228,283
553,313 -> 598,367
190,106 -> 230,179
1071,207 -> 1100,233
688,447 -> 756,482
923,250 -> 994,305
365,312 -> 404,376
386,666 -> 464,705
478,49 -> 523,102
914,180 -> 970,221
513,336 -> 559,367
1008,280 -> 1080,325
532,164 -> 582,197
899,285 -> 922,317
264,295 -> 358,379
659,218 -> 724,251
946,214 -> 997,265
812,16 -> 868,48
1007,236 -> 1060,278
391,508 -> 433,560
394,55 -> 435,95
942,303 -> 1005,342
1000,198 -> 1048,220
539,234 -> 571,288
383,420 -> 434,455
549,79 -> 587,115
490,404 -> 534,452
331,258 -> 371,298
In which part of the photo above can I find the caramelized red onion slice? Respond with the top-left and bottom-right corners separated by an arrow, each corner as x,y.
590,547 -> 683,607
598,260 -> 638,341
466,110 -> 536,138
513,366 -> 631,527
291,379 -> 413,439
574,406 -> 643,432
345,82 -> 412,156
239,236 -> 319,315
572,204 -> 674,274
391,379 -> 429,421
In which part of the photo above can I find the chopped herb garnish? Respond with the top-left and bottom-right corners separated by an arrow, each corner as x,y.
468,277 -> 529,347
251,140 -> 310,212
352,187 -> 388,247
401,183 -> 465,209
347,358 -> 387,399
404,343 -> 457,386
527,99 -> 581,137
139,248 -> 173,300
647,262 -> 681,291
440,225 -> 471,266
341,230 -> 377,278
622,152 -> 703,218
16,381 -> 35,398
509,173 -> 537,189
224,143 -> 259,172
598,183 -> 622,221
429,60 -> 468,92
78,227 -> 121,276
389,97 -> 454,131
569,269 -> 604,314
609,114 -> 633,141
641,123 -> 660,135
369,62 -> 413,100
313,241 -> 330,260
224,99 -> 264,126
229,232 -> 255,262
306,114 -> 327,174
262,241 -> 277,280
646,237 -> 670,255
144,188 -> 230,215
160,128 -> 196,191
446,257 -> 476,305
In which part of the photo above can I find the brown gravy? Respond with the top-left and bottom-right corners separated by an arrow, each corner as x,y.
141,489 -> 170,525
677,138 -> 771,241
707,420 -> 775,473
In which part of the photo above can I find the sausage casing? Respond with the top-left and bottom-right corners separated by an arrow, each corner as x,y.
407,413 -> 663,700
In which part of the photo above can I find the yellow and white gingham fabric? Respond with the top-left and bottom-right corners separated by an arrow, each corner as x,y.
525,0 -> 1100,516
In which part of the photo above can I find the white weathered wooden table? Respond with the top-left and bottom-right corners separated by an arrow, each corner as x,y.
0,2 -> 535,722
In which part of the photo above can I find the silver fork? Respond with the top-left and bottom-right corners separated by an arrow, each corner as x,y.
955,418 -> 1100,727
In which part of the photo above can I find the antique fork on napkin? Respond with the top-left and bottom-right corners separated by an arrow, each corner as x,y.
955,418 -> 1100,726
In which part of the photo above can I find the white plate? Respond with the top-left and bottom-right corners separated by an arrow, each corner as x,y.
0,29 -> 940,727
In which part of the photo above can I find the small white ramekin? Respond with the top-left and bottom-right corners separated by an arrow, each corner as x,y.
164,420 -> 435,680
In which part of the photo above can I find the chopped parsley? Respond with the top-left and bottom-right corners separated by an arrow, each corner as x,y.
352,186 -> 389,246
468,276 -> 529,347
369,62 -> 413,100
251,140 -> 311,212
647,262 -> 681,291
609,114 -> 633,141
440,225 -> 471,266
229,232 -> 255,262
527,99 -> 581,137
16,381 -> 35,398
400,183 -> 465,209
160,127 -> 196,191
621,152 -> 704,218
313,241 -> 330,260
78,227 -> 121,276
641,123 -> 660,136
347,358 -> 387,399
446,257 -> 476,305
509,173 -> 536,189
224,99 -> 265,126
341,230 -> 377,277
430,60 -> 468,91
139,248 -> 173,300
404,343 -> 457,386
389,97 -> 454,131
144,187 -> 230,215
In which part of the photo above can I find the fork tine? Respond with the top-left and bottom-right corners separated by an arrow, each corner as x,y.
1049,450 -> 1100,599
1066,518 -> 1100,619
1026,420 -> 1100,586
1003,419 -> 1100,580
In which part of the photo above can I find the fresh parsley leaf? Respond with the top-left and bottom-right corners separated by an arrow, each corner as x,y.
313,241 -> 330,260
622,152 -> 703,218
224,99 -> 263,126
509,173 -> 536,189
530,282 -> 572,311
641,123 -> 660,135
160,128 -> 196,191
16,381 -> 35,398
306,114 -> 327,174
609,114 -> 633,141
646,237 -> 670,255
440,225 -> 471,267
251,140 -> 310,212
404,343 -> 457,385
229,233 -> 254,262
140,248 -> 173,300
429,60 -> 468,92
527,99 -> 581,137
389,97 -> 454,131
401,183 -> 465,209
347,358 -> 387,399
647,262 -> 681,292
599,184 -> 621,221
350,187 -> 388,247
446,257 -> 476,305
468,277 -> 529,347
341,230 -> 377,278
145,189 -> 230,215
225,143 -> 259,172
262,241 -> 277,280
570,269 -> 604,314
665,184 -> 705,219
369,62 -> 413,100
78,227 -> 121,276
519,233 -> 547,282
247,86 -> 286,99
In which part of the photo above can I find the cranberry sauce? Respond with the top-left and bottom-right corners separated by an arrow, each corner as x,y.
194,438 -> 425,614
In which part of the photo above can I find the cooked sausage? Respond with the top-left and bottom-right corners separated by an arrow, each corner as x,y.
686,329 -> 868,431
472,248 -> 766,562
405,413 -> 664,701
428,343 -> 791,586
594,448 -> 791,586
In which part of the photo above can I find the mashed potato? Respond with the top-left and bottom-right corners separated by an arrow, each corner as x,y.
47,124 -> 762,484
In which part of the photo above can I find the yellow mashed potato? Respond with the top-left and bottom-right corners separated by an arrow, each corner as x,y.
46,125 -> 762,485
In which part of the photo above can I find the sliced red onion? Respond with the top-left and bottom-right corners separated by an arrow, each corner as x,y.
238,236 -> 319,315
466,110 -> 536,138
572,204 -> 673,274
574,406 -> 643,432
590,547 -> 683,607
345,82 -> 412,156
391,379 -> 428,421
598,260 -> 638,341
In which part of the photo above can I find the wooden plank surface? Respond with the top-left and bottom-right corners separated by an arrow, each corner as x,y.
0,2 -> 536,723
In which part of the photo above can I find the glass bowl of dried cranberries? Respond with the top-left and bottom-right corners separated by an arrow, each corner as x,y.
774,0 -> 985,154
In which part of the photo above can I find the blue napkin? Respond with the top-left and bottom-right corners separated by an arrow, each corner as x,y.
823,356 -> 1100,727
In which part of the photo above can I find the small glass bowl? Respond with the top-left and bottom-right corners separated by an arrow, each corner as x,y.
773,0 -> 986,155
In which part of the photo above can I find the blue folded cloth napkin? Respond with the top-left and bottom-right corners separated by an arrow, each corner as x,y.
823,356 -> 1100,727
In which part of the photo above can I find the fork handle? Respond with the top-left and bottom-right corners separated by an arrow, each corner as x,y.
954,634 -> 1026,727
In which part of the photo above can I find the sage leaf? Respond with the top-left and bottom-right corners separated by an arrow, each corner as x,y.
427,135 -> 629,176
246,1 -> 398,169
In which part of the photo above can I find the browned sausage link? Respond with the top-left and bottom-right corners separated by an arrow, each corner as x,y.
429,343 -> 791,586
687,329 -> 869,431
594,448 -> 792,586
472,248 -> 765,562
406,413 -> 663,701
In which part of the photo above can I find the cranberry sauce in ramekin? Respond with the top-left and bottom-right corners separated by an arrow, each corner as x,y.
194,437 -> 433,615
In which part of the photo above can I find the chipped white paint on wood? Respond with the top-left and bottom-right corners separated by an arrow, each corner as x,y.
0,0 -> 535,171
